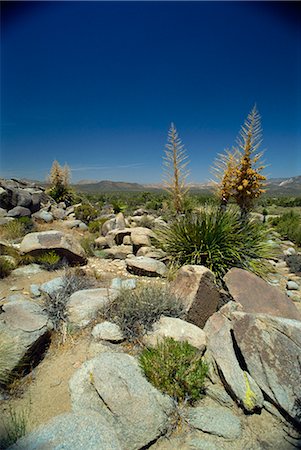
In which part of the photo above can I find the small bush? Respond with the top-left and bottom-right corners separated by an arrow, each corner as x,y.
0,405 -> 28,449
157,206 -> 274,280
88,218 -> 108,234
0,220 -> 26,240
80,235 -> 97,257
74,203 -> 99,224
139,337 -> 208,404
102,283 -> 185,341
43,268 -> 96,331
273,210 -> 301,246
35,251 -> 66,271
0,257 -> 14,279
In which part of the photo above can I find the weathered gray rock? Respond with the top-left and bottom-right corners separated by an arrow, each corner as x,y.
20,230 -> 87,265
232,312 -> 301,425
143,316 -> 206,351
0,300 -> 51,380
283,247 -> 296,256
131,227 -> 155,249
205,383 -> 235,408
65,219 -> 82,229
67,288 -> 117,328
105,228 -> 132,247
136,246 -> 166,259
0,207 -> 7,217
40,277 -> 65,297
186,406 -> 242,439
32,210 -> 53,223
6,206 -> 31,218
204,311 -> 264,412
95,236 -> 108,248
51,207 -> 66,220
92,321 -> 124,342
126,256 -> 167,277
11,264 -> 44,276
171,265 -> 220,329
69,352 -> 175,450
9,412 -> 122,450
16,189 -> 32,208
224,268 -> 301,320
102,245 -> 133,259
110,278 -> 137,290
102,213 -> 126,236
287,280 -> 299,290
0,217 -> 15,225
30,284 -> 41,298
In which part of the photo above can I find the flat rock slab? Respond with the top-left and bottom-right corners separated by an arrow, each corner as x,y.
143,316 -> 206,351
232,311 -> 301,426
171,265 -> 220,329
40,277 -> 65,297
11,264 -> 44,276
204,311 -> 264,412
186,406 -> 242,439
67,288 -> 118,328
69,352 -> 174,450
20,230 -> 87,265
9,412 -> 122,450
224,268 -> 301,321
126,256 -> 167,277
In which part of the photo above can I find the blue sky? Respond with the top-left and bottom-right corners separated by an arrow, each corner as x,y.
1,1 -> 300,183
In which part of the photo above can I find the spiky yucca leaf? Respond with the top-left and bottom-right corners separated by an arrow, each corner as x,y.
157,206 -> 274,280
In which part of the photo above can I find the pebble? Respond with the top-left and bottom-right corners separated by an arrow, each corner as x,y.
286,281 -> 299,291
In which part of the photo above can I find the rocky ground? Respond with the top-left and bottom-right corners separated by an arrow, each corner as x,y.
0,179 -> 301,449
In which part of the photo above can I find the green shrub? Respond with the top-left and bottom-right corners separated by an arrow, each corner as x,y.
80,235 -> 97,257
88,218 -> 108,234
139,337 -> 208,403
35,251 -> 65,271
157,206 -> 274,280
0,257 -> 14,279
0,405 -> 28,449
74,203 -> 99,224
102,283 -> 185,341
0,220 -> 26,240
274,210 -> 301,246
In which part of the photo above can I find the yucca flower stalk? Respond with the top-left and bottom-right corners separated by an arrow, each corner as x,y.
163,123 -> 190,215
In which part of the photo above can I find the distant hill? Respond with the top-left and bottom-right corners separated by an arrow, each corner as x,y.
74,175 -> 301,196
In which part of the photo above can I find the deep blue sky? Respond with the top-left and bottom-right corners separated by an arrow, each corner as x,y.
1,1 -> 300,183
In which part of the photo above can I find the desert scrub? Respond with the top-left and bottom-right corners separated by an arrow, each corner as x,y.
102,282 -> 185,341
88,218 -> 108,233
139,337 -> 208,404
80,235 -> 97,257
74,203 -> 99,224
272,210 -> 301,246
0,219 -> 29,241
0,405 -> 28,449
157,206 -> 274,280
43,268 -> 96,331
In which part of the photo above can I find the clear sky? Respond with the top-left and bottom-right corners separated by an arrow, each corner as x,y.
1,1 -> 300,184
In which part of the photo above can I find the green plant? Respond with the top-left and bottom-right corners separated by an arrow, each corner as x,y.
163,123 -> 190,215
157,206 -> 274,280
273,210 -> 301,246
80,235 -> 97,257
35,251 -> 65,271
74,203 -> 99,224
0,257 -> 15,278
139,337 -> 208,403
43,268 -> 96,331
88,218 -> 108,233
0,405 -> 28,449
111,199 -> 127,214
102,283 -> 185,341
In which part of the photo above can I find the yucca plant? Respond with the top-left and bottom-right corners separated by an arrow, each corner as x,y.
139,337 -> 208,404
157,206 -> 274,280
163,123 -> 190,215
36,251 -> 64,271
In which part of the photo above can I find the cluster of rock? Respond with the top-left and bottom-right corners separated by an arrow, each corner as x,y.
2,262 -> 300,449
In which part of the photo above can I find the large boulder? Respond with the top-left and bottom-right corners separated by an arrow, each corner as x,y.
126,256 -> 167,277
0,300 -> 52,381
171,265 -> 220,329
10,412 -> 122,450
69,352 -> 175,450
232,312 -> 301,426
204,310 -> 264,412
224,268 -> 301,321
19,230 -> 87,265
6,206 -> 31,218
131,227 -> 155,251
66,288 -> 118,328
102,245 -> 133,260
143,316 -> 206,351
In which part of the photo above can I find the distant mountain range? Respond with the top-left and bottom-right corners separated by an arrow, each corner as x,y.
73,175 -> 301,196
